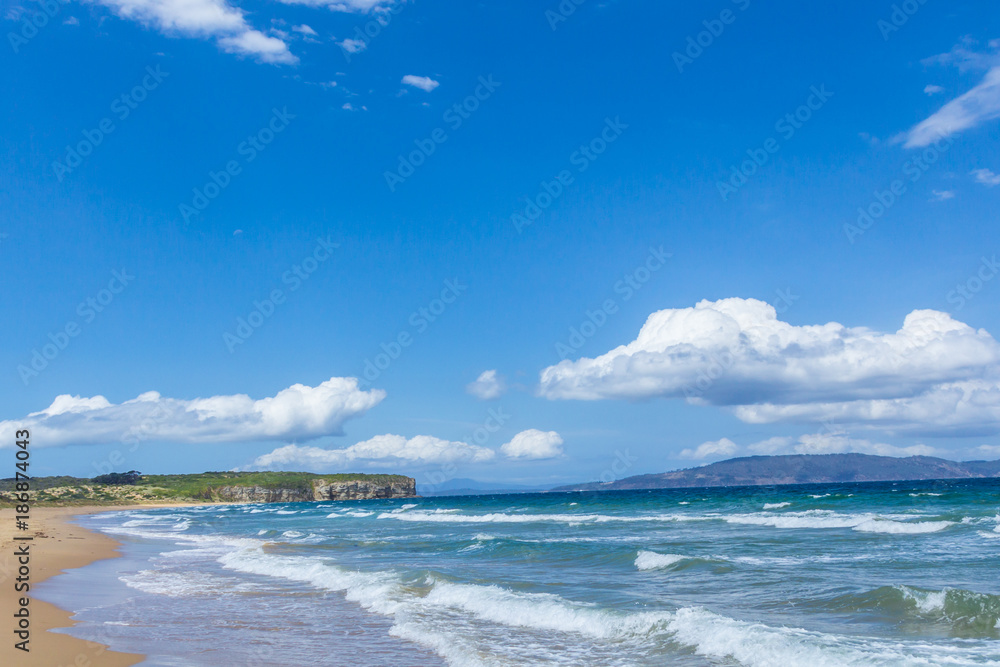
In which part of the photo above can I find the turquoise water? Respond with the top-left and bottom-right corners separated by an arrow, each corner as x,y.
44,479 -> 1000,666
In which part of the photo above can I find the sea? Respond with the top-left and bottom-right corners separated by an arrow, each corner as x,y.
38,478 -> 1000,666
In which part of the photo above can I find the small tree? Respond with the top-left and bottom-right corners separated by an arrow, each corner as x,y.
92,470 -> 143,486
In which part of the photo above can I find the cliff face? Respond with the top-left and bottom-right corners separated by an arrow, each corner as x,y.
312,478 -> 416,500
213,477 -> 417,503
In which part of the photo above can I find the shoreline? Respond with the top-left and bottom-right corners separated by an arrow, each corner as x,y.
0,502 -> 210,666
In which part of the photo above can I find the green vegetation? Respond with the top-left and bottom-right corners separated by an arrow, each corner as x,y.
0,471 -> 412,506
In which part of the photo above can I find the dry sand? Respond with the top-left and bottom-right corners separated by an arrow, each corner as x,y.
0,503 -> 209,666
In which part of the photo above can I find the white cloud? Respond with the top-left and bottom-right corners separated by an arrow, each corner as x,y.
742,432 -> 937,457
500,429 -> 564,460
64,16 -> 80,25
973,444 -> 1000,457
92,0 -> 297,64
401,74 -> 439,92
931,189 -> 955,201
252,433 -> 496,470
466,370 -> 505,400
924,84 -> 945,95
680,437 -> 738,460
971,168 -> 1000,186
905,41 -> 1000,147
277,0 -> 393,11
538,298 -> 1000,435
733,379 -> 1000,437
0,378 -> 383,448
338,37 -> 366,53
292,24 -> 317,35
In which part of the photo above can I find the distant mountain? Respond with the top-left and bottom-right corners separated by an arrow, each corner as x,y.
552,454 -> 1000,492
418,478 -> 554,496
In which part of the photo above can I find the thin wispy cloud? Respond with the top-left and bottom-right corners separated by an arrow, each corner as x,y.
92,0 -> 298,64
905,40 -> 1000,147
931,189 -> 955,201
971,167 -> 1000,186
401,75 -> 440,92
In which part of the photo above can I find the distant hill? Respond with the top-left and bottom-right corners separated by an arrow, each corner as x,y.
552,454 -> 1000,492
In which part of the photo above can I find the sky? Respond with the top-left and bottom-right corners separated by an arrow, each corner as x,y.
2,0 -> 1000,488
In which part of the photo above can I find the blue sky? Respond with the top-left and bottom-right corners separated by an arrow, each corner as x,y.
2,0 -> 1000,486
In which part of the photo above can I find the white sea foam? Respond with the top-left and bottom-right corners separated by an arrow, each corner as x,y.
120,570 -> 262,596
665,606 -> 988,667
852,519 -> 953,534
376,510 -> 696,525
275,510 -> 298,515
634,551 -> 688,570
723,511 -> 953,534
810,493 -> 831,499
763,502 -> 791,510
909,493 -> 943,497
345,511 -> 375,517
896,586 -> 947,614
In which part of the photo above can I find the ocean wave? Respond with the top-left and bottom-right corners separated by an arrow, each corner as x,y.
763,502 -> 791,510
666,606 -> 1000,666
634,551 -> 689,570
723,511 -> 953,534
834,585 -> 1000,636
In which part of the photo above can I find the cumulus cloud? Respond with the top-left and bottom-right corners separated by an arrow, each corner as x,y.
734,380 -> 1000,437
91,0 -> 297,64
466,370 -> 505,400
292,24 -> 317,35
680,437 -> 737,460
971,168 -> 1000,186
905,40 -> 1000,147
401,74 -> 439,92
538,298 -> 1000,436
252,434 -> 496,470
500,429 -> 564,460
0,378 -> 383,448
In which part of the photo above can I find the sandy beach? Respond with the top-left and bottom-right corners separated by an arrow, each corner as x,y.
0,503 -> 208,667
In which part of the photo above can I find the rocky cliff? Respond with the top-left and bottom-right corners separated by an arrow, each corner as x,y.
213,476 -> 417,503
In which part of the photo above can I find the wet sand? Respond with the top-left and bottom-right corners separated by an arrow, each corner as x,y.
0,504 -> 208,667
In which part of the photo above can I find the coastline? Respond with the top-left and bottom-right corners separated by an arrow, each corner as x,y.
0,503 -> 209,667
